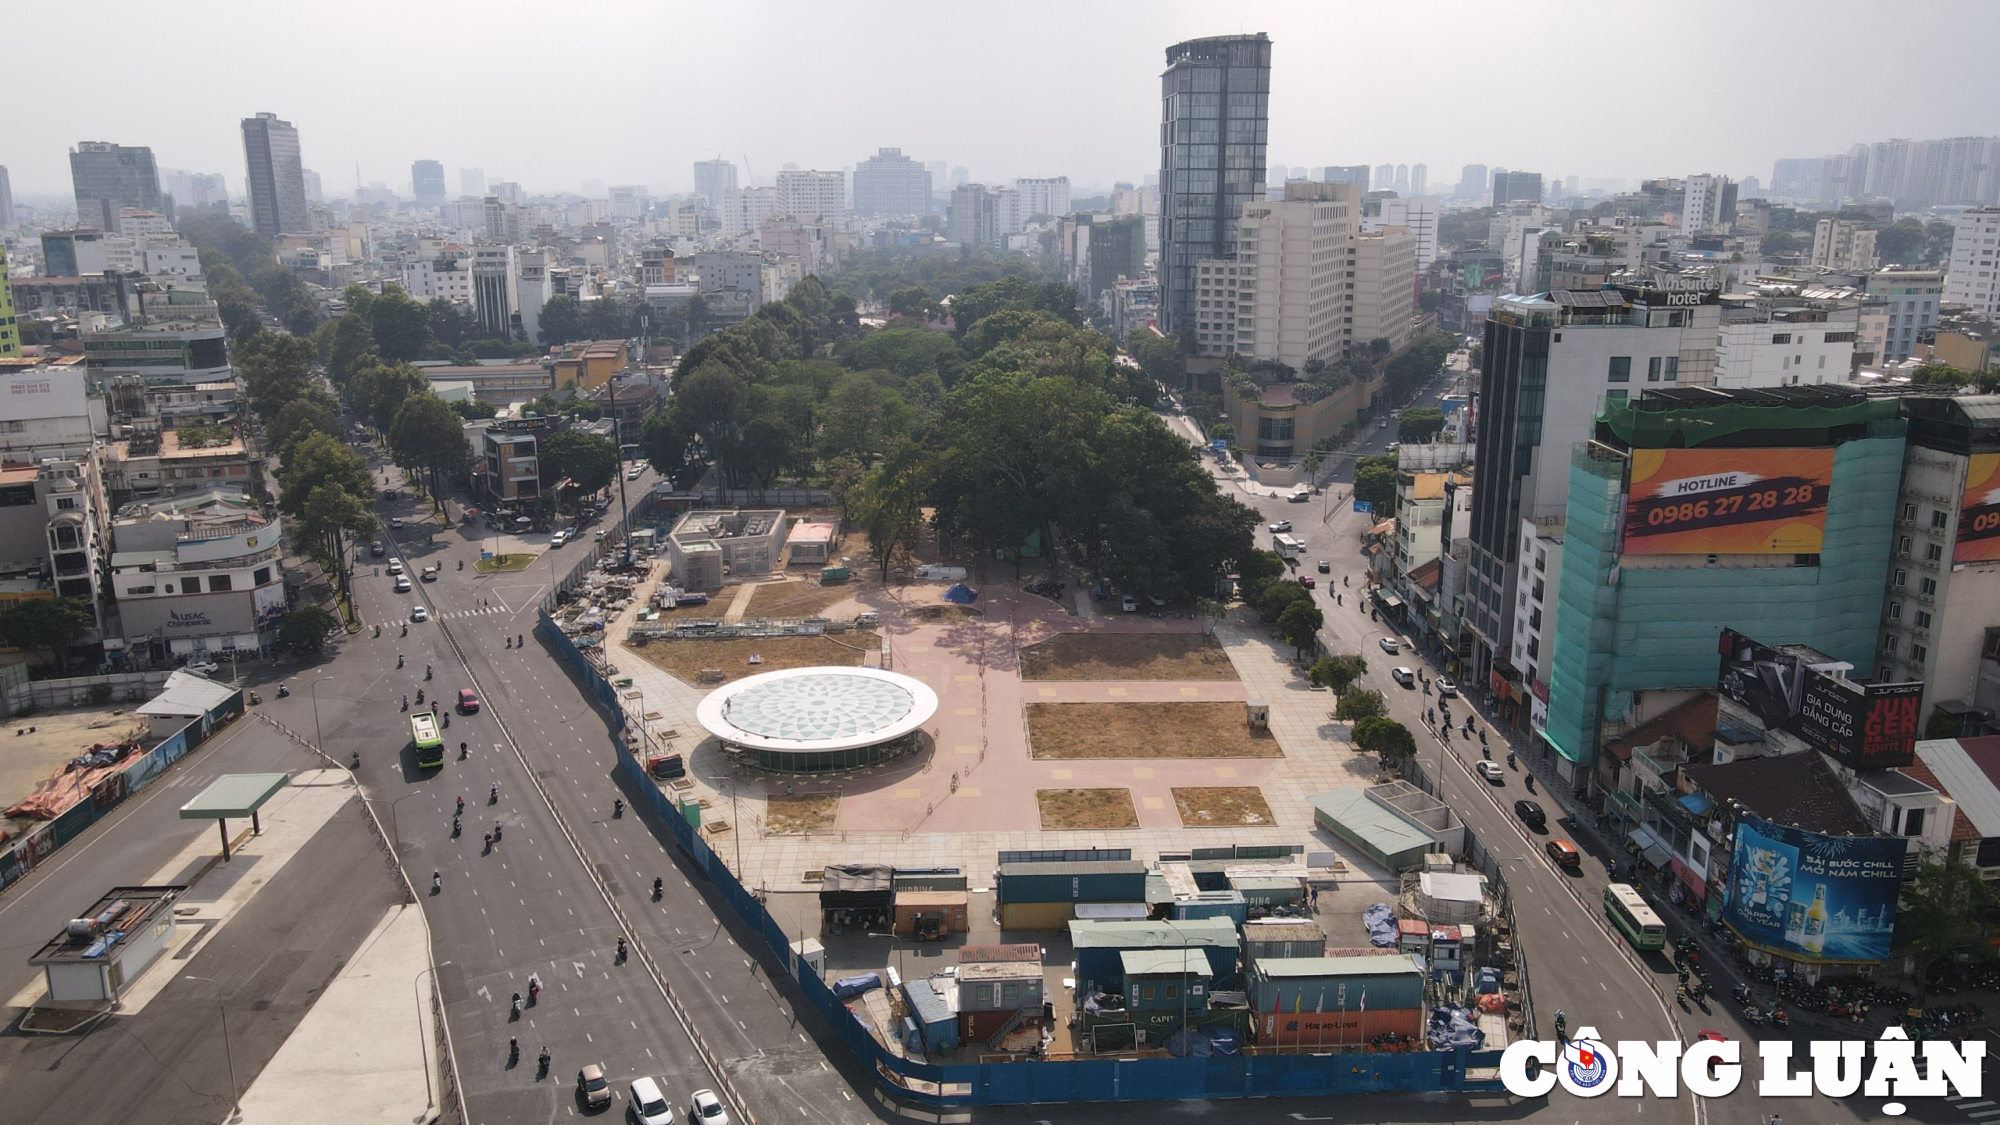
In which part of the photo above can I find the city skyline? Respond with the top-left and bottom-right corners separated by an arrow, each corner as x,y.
5,0 -> 1998,200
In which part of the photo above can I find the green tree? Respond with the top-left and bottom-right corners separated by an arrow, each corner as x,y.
1353,460 -> 1399,513
1898,858 -> 2000,1001
1926,707 -> 1965,741
365,284 -> 434,361
853,443 -> 930,580
277,605 -> 342,653
353,359 -> 432,433
1309,654 -> 1368,694
681,291 -> 711,342
639,409 -> 704,490
1759,230 -> 1803,257
428,298 -> 474,349
538,295 -> 584,347
319,313 -> 375,387
1278,600 -> 1324,657
277,431 -> 372,516
0,597 -> 94,672
1398,407 -> 1445,444
1909,362 -> 1971,388
452,398 -> 500,420
292,484 -> 376,602
822,372 -> 894,463
388,393 -> 473,509
673,365 -> 751,487
239,333 -> 317,419
542,430 -> 620,501
889,286 -> 939,320
1257,580 -> 1312,622
1353,716 -> 1418,769
1235,547 -> 1286,605
269,392 -> 343,456
1335,689 -> 1388,723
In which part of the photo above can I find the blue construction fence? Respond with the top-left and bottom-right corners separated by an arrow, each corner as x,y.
0,690 -> 245,893
539,612 -> 1507,1106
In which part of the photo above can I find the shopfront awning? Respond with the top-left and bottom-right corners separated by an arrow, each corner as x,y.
1627,826 -> 1672,870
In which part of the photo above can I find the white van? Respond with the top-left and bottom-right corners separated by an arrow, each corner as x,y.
1288,487 -> 1311,503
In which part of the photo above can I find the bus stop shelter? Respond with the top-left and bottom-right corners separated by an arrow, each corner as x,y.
178,773 -> 290,860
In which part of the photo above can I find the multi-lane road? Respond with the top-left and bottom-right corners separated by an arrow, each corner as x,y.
255,456 -> 885,1125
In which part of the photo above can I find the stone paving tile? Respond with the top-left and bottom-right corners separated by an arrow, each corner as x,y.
597,580 -> 1387,892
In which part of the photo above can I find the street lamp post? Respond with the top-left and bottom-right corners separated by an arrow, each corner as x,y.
388,790 -> 424,853
184,975 -> 241,1121
413,961 -> 450,1116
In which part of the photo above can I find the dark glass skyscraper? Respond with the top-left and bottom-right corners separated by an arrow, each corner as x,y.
1158,33 -> 1270,340
242,112 -> 309,238
412,159 -> 446,208
69,142 -> 162,232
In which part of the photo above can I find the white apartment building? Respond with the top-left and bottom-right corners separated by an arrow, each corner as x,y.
110,491 -> 287,663
1193,182 -> 1355,368
1943,207 -> 2000,317
720,186 -> 779,239
1489,203 -> 1550,288
402,250 -> 474,305
1013,177 -> 1071,220
1375,197 -> 1439,270
775,171 -> 846,222
1680,174 -> 1732,235
1811,219 -> 1879,272
471,245 -> 518,339
1512,517 -> 1563,735
515,249 -> 551,345
1713,307 -> 1859,388
1352,227 -> 1417,353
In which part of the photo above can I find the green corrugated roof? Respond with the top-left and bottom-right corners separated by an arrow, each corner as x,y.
1068,918 -> 1238,949
1254,954 -> 1426,979
1120,949 -> 1210,977
1306,789 -> 1430,854
178,773 -> 289,818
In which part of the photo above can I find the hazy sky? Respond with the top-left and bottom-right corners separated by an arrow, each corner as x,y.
10,0 -> 2000,199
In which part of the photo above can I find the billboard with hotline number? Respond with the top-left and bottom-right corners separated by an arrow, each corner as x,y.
1722,813 -> 1905,963
1623,448 -> 1835,555
1957,452 -> 2000,563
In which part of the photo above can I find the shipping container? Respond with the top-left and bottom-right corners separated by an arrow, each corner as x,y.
1229,874 -> 1306,910
1171,890 -> 1248,924
959,1007 -> 1017,1042
1240,919 -> 1327,969
1070,918 -> 1240,991
999,900 -> 1073,930
1254,1005 -> 1422,1046
997,860 -> 1147,905
902,977 -> 960,1054
893,891 -> 970,936
1249,954 -> 1428,1014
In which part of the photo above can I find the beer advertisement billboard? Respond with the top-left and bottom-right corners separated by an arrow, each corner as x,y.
1957,452 -> 2000,564
1723,813 -> 1904,963
1623,448 -> 1835,555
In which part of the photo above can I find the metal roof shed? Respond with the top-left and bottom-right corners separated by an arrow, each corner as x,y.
178,772 -> 289,860
1308,788 -> 1434,871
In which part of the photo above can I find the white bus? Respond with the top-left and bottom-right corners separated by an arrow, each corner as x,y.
1273,533 -> 1306,558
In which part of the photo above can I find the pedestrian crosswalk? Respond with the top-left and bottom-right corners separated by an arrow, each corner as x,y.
375,605 -> 512,629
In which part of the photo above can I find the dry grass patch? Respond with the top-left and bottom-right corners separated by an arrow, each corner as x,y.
746,571 -> 875,620
1037,788 -> 1140,830
632,634 -> 881,685
764,793 -> 840,834
1172,786 -> 1276,827
1019,632 -> 1238,682
1025,702 -> 1283,759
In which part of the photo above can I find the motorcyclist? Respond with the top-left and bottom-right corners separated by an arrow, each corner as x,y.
460,741 -> 468,760
616,936 -> 627,960
613,798 -> 624,817
456,795 -> 465,816
490,782 -> 499,802
653,876 -> 664,898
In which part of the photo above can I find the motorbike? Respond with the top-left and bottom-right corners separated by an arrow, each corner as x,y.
616,937 -> 627,962
1733,984 -> 1753,1005
248,691 -> 261,706
1524,775 -> 1535,792
493,821 -> 502,841
277,683 -> 290,698
432,872 -> 442,893
415,689 -> 425,705
456,796 -> 465,816
490,783 -> 499,803
613,798 -> 624,818
442,713 -> 450,728
1506,752 -> 1516,769
374,624 -> 381,637
452,816 -> 461,837
509,1038 -> 520,1066
458,559 -> 464,571
351,750 -> 361,770
1743,1006 -> 1768,1025
1772,1008 -> 1789,1029
1481,745 -> 1490,760
528,977 -> 540,1004
401,623 -> 408,637
397,654 -> 405,668
425,665 -> 433,681
484,832 -> 493,851
537,1048 -> 550,1079
460,742 -> 468,760
510,992 -> 522,1019
653,877 -> 664,901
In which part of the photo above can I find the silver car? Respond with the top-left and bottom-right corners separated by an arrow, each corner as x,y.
629,1077 -> 674,1124
687,1089 -> 729,1125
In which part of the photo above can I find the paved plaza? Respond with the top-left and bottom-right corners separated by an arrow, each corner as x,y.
600,564 -> 1391,894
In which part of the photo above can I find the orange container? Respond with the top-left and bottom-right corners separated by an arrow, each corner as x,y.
1255,1006 -> 1421,1046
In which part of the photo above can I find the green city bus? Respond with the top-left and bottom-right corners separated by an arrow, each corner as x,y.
411,713 -> 443,769
1604,882 -> 1666,951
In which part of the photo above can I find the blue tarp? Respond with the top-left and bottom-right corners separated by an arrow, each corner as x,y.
943,583 -> 978,604
833,972 -> 882,1000
1427,1004 -> 1484,1050
1165,1026 -> 1243,1057
1363,902 -> 1397,947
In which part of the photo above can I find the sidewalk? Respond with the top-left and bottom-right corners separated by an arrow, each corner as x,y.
235,904 -> 445,1125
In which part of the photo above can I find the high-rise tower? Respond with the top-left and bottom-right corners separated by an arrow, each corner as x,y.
1158,32 -> 1271,340
241,112 -> 309,238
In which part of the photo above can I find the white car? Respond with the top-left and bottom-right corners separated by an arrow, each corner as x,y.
1120,595 -> 1137,613
410,605 -> 429,623
1391,666 -> 1416,688
1267,520 -> 1292,533
687,1090 -> 729,1125
549,530 -> 569,548
1378,637 -> 1400,655
386,559 -> 404,575
1435,676 -> 1458,698
394,575 -> 412,593
626,466 -> 643,481
183,659 -> 220,676
1475,760 -> 1505,783
629,1077 -> 675,1125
